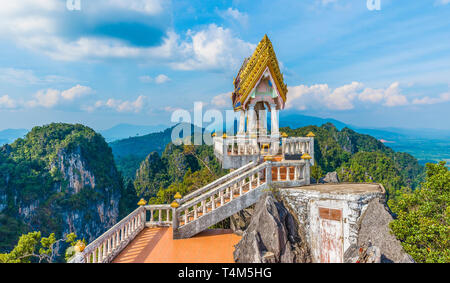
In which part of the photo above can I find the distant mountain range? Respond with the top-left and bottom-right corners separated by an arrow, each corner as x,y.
99,123 -> 170,142
1,114 -> 448,166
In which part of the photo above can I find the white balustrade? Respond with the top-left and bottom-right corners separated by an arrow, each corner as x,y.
70,156 -> 311,263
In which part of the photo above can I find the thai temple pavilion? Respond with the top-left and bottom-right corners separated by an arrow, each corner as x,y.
213,34 -> 314,169
67,35 -> 385,264
232,34 -> 287,140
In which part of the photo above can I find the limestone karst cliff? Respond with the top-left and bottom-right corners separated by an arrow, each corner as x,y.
0,123 -> 122,258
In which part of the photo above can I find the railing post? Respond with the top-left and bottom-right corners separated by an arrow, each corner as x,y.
266,162 -> 272,185
172,208 -> 179,230
305,160 -> 311,185
194,205 -> 198,219
102,241 -> 107,260
202,200 -> 206,215
211,195 -> 216,210
257,171 -> 261,186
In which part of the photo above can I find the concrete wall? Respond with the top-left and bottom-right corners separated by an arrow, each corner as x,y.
280,186 -> 385,263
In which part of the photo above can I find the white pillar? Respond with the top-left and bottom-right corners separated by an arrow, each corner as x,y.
270,103 -> 279,154
248,105 -> 257,136
270,103 -> 279,137
258,109 -> 267,136
237,110 -> 246,136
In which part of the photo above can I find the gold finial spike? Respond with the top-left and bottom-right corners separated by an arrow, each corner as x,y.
174,192 -> 182,199
281,132 -> 288,138
223,133 -> 227,138
212,132 -> 216,137
306,131 -> 315,137
301,153 -> 312,160
137,198 -> 147,206
170,201 -> 180,209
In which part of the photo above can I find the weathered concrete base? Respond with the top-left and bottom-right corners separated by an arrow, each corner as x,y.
173,184 -> 269,239
280,184 -> 385,262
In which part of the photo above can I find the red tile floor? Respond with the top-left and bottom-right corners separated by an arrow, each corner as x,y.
113,227 -> 241,263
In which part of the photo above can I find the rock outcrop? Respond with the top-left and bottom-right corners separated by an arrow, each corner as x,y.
321,171 -> 339,183
233,192 -> 311,263
0,124 -> 122,259
230,206 -> 254,236
344,198 -> 414,263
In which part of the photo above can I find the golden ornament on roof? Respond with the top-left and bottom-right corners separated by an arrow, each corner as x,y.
281,132 -> 288,138
137,199 -> 147,206
306,132 -> 315,137
174,192 -> 182,199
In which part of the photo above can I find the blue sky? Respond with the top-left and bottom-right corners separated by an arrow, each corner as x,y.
0,0 -> 449,131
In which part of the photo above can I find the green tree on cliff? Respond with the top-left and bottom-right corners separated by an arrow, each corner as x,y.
389,161 -> 449,263
0,231 -> 78,263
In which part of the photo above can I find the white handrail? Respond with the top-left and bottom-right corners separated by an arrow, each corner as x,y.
178,161 -> 257,205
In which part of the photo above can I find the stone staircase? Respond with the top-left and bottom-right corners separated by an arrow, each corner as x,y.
68,159 -> 311,263
173,160 -> 310,239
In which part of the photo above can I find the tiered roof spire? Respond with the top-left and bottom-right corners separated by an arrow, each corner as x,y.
232,34 -> 287,110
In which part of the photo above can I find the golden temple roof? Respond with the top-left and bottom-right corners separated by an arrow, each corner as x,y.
232,34 -> 287,110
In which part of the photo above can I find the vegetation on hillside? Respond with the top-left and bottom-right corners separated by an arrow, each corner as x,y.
0,123 -> 124,257
389,162 -> 449,263
282,123 -> 424,198
0,231 -> 79,263
134,142 -> 227,203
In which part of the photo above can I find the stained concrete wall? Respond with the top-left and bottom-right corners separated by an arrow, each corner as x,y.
279,184 -> 385,263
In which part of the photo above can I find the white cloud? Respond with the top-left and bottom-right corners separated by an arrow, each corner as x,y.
412,92 -> 450,105
0,68 -> 76,86
154,74 -> 170,84
170,24 -> 256,71
211,93 -> 231,108
218,8 -> 248,25
317,0 -> 339,5
61,85 -> 93,100
326,82 -> 363,110
359,82 -> 408,107
139,74 -> 170,84
0,2 -> 254,72
92,95 -> 148,113
27,89 -> 60,108
436,0 -> 450,5
106,0 -> 165,15
287,81 -> 409,110
0,95 -> 18,109
25,85 -> 92,108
